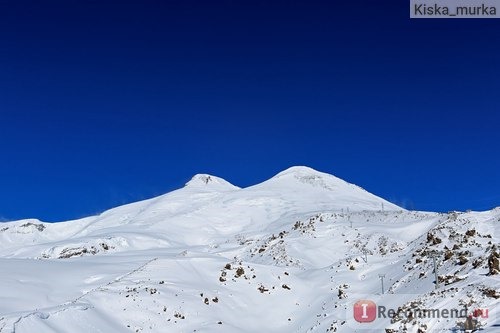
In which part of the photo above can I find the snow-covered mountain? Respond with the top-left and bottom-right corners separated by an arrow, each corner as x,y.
0,166 -> 498,332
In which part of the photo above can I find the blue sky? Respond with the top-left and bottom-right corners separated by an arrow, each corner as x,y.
1,1 -> 499,222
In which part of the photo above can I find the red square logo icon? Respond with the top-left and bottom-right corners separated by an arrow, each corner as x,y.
353,299 -> 377,323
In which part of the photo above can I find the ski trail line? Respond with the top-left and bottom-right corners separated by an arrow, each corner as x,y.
0,257 -> 158,333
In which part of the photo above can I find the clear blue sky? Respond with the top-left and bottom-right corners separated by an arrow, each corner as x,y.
1,1 -> 499,222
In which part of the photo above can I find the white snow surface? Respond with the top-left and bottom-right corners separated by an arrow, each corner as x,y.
0,166 -> 498,332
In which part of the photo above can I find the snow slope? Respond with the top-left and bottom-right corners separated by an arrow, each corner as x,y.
0,167 -> 498,332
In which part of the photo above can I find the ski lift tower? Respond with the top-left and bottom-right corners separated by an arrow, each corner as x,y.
378,274 -> 386,294
429,250 -> 443,289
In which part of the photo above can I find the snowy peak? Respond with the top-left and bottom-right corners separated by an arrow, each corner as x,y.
272,166 -> 327,177
267,166 -> 359,192
184,174 -> 240,191
255,166 -> 402,211
271,166 -> 347,185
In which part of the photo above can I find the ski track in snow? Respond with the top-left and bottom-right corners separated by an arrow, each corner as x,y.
1,258 -> 159,333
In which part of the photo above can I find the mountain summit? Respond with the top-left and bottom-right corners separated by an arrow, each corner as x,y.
179,166 -> 398,212
249,166 -> 400,212
185,174 -> 240,191
268,165 -> 364,190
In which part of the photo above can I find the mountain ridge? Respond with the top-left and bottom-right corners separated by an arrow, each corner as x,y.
0,167 -> 498,332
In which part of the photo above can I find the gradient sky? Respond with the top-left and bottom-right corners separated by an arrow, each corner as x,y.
1,1 -> 499,222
